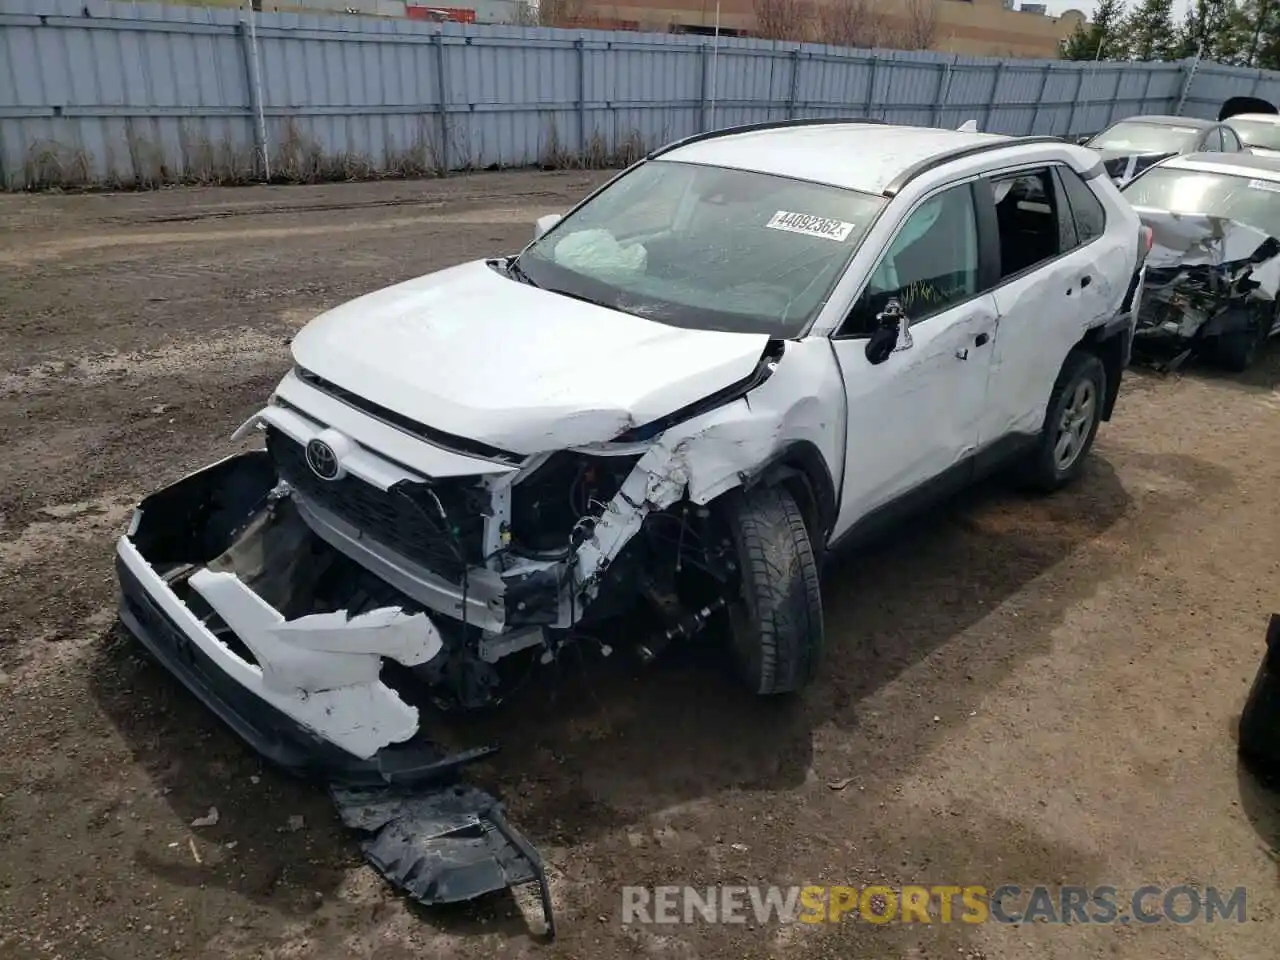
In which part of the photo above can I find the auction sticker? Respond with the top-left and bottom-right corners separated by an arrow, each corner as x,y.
766,210 -> 856,241
1249,178 -> 1280,193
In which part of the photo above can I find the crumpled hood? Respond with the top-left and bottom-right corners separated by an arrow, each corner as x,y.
1136,208 -> 1280,296
1130,208 -> 1280,342
289,260 -> 772,454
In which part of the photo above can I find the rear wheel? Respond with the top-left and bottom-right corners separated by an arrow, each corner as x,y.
722,485 -> 823,695
1016,349 -> 1106,493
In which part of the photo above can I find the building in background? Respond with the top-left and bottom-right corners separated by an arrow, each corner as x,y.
570,0 -> 1086,57
224,0 -> 1088,58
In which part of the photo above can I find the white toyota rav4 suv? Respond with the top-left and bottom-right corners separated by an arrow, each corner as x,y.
116,119 -> 1147,776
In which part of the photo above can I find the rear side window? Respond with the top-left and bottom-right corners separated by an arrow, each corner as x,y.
1222,127 -> 1243,151
1201,128 -> 1225,152
1057,166 -> 1107,244
990,169 -> 1063,279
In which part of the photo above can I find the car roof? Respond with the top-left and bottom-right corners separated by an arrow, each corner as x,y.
1158,151 -> 1280,181
1107,114 -> 1217,129
657,121 -> 1025,196
1226,112 -> 1280,124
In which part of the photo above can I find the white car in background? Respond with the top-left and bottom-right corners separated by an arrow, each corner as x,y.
1081,114 -> 1244,186
1225,112 -> 1280,158
1121,151 -> 1280,371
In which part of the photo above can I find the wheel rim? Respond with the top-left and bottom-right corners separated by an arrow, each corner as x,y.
1053,378 -> 1097,472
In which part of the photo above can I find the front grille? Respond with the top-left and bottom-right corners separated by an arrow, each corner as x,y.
266,428 -> 487,583
293,366 -> 523,465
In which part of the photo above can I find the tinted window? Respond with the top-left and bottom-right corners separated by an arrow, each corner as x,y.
991,169 -> 1062,279
1057,166 -> 1107,243
518,160 -> 887,337
841,184 -> 979,336
1089,121 -> 1202,154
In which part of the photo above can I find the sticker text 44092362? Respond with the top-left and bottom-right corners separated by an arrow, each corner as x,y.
766,211 -> 856,242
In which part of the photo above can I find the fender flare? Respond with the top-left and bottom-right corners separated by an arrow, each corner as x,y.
740,440 -> 838,546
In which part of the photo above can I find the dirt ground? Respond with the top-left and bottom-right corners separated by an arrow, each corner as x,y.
1,173 -> 1278,960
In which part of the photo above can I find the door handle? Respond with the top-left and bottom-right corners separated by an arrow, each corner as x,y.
975,332 -> 990,347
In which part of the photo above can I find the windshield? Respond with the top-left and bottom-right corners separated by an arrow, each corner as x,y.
1089,121 -> 1201,154
1227,117 -> 1280,151
515,160 -> 887,336
1123,167 -> 1280,237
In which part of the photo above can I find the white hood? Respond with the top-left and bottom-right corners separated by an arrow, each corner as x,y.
290,260 -> 773,454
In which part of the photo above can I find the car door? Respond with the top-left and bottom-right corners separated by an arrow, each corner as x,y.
828,181 -> 998,541
978,165 -> 1126,445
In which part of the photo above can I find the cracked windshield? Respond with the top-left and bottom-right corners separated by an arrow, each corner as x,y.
517,159 -> 887,335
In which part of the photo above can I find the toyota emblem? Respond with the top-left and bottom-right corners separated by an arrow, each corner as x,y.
305,438 -> 340,481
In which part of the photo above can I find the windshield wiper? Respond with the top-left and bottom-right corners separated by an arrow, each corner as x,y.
506,256 -> 539,288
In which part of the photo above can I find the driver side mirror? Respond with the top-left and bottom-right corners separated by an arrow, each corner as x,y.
865,299 -> 910,365
533,213 -> 562,241
1076,134 -> 1093,146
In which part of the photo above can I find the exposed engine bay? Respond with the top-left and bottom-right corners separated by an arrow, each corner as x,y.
1132,211 -> 1280,372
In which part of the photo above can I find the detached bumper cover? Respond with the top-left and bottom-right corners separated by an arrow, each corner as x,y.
114,451 -> 555,935
117,551 -> 493,785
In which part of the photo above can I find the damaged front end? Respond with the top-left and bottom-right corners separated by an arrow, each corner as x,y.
115,331 -> 830,929
116,450 -> 557,933
1133,210 -> 1280,372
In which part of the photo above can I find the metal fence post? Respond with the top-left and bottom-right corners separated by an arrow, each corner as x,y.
699,43 -> 709,132
931,58 -> 953,127
1174,53 -> 1202,116
787,48 -> 801,118
1066,67 -> 1085,135
982,62 -> 1004,133
434,31 -> 449,174
1135,68 -> 1155,120
236,20 -> 269,181
864,55 -> 878,118
1030,62 -> 1051,135
575,37 -> 586,154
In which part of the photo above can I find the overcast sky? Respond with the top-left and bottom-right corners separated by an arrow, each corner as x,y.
1038,0 -> 1194,17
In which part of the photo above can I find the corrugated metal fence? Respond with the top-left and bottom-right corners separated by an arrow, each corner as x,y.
4,0 -> 1280,189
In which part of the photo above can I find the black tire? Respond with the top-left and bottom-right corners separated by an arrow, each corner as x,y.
1238,616 -> 1280,777
1017,348 -> 1106,494
722,484 -> 824,695
1215,324 -> 1265,373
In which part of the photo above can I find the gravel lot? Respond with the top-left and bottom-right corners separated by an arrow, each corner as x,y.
1,174 -> 1277,960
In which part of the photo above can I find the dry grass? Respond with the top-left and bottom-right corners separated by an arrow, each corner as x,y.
11,118 -> 656,192
538,121 -> 655,171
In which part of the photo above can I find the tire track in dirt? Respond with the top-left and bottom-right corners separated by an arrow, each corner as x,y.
0,207 -> 559,267
0,326 -> 294,397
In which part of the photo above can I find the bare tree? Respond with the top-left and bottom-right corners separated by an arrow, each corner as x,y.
818,0 -> 888,49
514,0 -> 586,27
893,0 -> 939,50
753,0 -> 813,42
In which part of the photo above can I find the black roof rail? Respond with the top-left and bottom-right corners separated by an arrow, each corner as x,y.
881,135 -> 1072,197
646,116 -> 888,160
